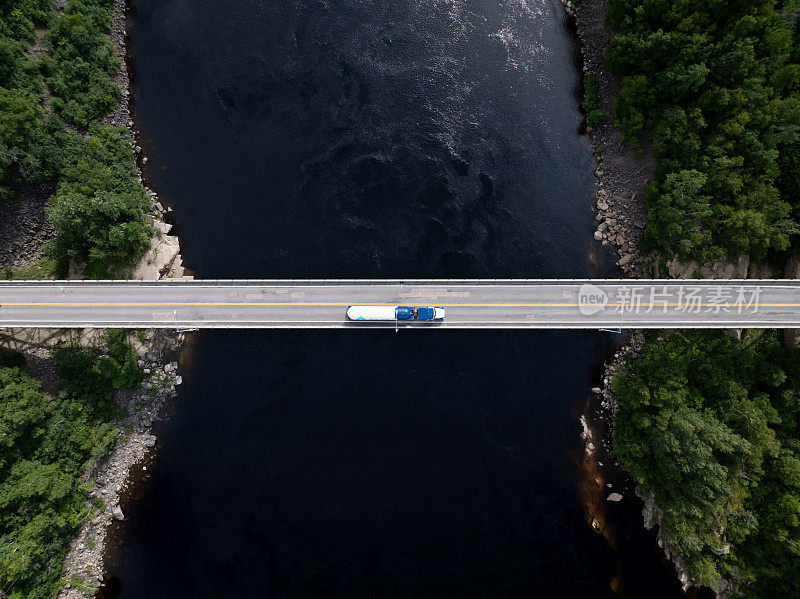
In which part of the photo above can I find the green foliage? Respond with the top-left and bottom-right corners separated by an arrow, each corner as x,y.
643,169 -> 713,257
606,0 -> 800,260
583,74 -> 609,125
613,331 -> 800,597
0,88 -> 63,198
46,125 -> 153,277
0,333 -> 142,598
0,257 -> 57,280
44,0 -> 120,127
0,0 -> 152,274
0,0 -> 48,91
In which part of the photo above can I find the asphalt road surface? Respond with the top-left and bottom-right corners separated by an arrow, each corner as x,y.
0,280 -> 798,329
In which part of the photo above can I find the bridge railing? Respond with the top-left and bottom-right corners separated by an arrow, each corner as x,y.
1,278 -> 799,286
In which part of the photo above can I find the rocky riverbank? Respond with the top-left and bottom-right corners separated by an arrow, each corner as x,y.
0,328 -> 184,597
104,0 -> 187,281
0,182 -> 56,269
1,0 -> 190,594
593,335 -> 741,595
565,0 -> 654,277
52,1 -> 191,595
0,0 -> 186,279
56,332 -> 184,597
565,0 -> 726,592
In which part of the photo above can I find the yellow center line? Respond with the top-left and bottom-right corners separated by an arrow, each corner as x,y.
1,302 -> 800,307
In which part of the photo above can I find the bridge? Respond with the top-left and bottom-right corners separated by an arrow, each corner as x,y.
0,280 -> 798,329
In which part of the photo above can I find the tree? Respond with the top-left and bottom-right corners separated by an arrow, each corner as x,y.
612,330 -> 800,594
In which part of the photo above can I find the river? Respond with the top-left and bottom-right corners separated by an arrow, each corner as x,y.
104,0 -> 684,597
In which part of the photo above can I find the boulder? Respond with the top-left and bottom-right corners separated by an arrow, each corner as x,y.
724,329 -> 742,342
111,506 -> 124,521
607,492 -> 623,502
748,259 -> 778,278
708,257 -> 737,279
711,543 -> 731,556
667,258 -> 699,279
785,254 -> 800,279
131,219 -> 182,280
735,254 -> 749,278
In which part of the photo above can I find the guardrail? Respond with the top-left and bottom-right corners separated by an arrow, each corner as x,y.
1,279 -> 799,286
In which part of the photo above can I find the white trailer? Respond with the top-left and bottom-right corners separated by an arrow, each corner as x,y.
347,305 -> 409,321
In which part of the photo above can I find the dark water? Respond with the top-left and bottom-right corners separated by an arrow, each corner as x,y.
106,0 -> 684,597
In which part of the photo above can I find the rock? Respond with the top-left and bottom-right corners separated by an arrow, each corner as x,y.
724,329 -> 742,342
131,220 -> 181,280
591,387 -> 601,394
597,221 -> 608,232
597,201 -> 609,211
607,492 -> 623,502
785,254 -> 800,279
708,257 -> 736,279
641,487 -> 657,530
748,259 -> 778,278
667,258 -> 700,279
111,506 -> 124,521
594,230 -> 604,241
712,542 -> 731,556
144,437 -> 156,448
736,254 -> 750,278
618,254 -> 632,267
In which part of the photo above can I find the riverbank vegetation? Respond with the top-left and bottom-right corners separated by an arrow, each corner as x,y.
612,330 -> 800,598
582,75 -> 609,126
0,332 -> 143,598
605,0 -> 800,262
0,0 -> 152,277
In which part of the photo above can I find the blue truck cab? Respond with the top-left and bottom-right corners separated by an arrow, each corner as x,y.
395,306 -> 415,320
393,307 -> 445,321
414,307 -> 446,321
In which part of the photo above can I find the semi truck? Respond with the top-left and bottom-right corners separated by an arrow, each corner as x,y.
346,306 -> 445,321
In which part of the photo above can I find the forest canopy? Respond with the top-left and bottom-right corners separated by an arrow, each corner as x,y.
612,330 -> 800,599
0,333 -> 143,599
606,0 -> 800,262
0,0 -> 151,277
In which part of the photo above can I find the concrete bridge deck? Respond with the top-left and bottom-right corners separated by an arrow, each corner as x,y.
0,280 -> 798,329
